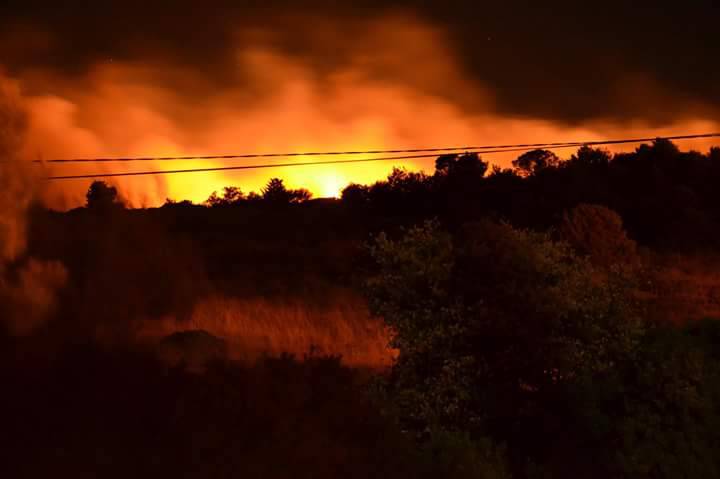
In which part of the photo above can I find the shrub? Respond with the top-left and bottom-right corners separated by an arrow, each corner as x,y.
560,203 -> 638,268
367,219 -> 645,472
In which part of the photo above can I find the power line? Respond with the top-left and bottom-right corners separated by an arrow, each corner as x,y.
38,143 -> 581,164
36,133 -> 720,164
44,134 -> 720,181
48,147 -> 562,180
45,152 -> 465,180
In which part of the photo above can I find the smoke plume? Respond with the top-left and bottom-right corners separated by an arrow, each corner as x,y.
0,76 -> 34,260
1,14 -> 718,209
0,74 -> 67,335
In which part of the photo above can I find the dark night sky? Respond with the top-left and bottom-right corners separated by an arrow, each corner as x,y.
1,1 -> 718,124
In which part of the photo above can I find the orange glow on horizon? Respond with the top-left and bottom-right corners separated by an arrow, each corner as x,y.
4,15 -> 719,209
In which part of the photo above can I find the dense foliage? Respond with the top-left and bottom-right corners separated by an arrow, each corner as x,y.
7,140 -> 720,478
367,217 -> 720,478
345,141 -> 720,250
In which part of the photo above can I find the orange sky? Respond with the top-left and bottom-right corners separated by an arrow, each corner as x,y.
6,16 -> 719,209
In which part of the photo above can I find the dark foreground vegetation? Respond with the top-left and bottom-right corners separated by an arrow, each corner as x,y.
4,140 -> 720,478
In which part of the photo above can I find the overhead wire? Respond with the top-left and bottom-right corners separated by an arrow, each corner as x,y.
37,133 -> 720,164
42,133 -> 720,180
37,142 -> 581,163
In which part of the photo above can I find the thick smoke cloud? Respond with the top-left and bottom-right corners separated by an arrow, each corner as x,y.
0,8 -> 718,208
0,77 -> 33,260
0,75 -> 67,335
0,1 -> 718,123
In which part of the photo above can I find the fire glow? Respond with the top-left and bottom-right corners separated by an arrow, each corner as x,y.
5,15 -> 719,210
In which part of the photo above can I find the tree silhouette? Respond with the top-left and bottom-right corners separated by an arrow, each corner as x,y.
367,219 -> 644,472
261,178 -> 312,204
512,149 -> 559,176
646,137 -> 681,158
710,146 -> 720,164
435,153 -> 458,174
206,192 -> 222,207
291,187 -> 312,203
221,186 -> 243,204
568,145 -> 612,168
206,186 -> 244,207
86,181 -> 122,210
162,198 -> 194,209
435,152 -> 488,179
246,191 -> 262,203
262,178 -> 292,203
384,168 -> 432,193
341,183 -> 370,209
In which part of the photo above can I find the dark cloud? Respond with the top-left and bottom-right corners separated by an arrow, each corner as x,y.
0,0 -> 718,124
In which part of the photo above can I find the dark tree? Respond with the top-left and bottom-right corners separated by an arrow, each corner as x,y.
645,138 -> 681,159
568,146 -> 612,168
205,191 -> 223,207
206,186 -> 244,207
290,187 -> 312,203
261,178 -> 292,203
162,199 -> 195,210
261,178 -> 312,204
368,219 -> 643,425
435,154 -> 458,174
246,191 -> 262,203
486,165 -> 519,179
560,203 -> 638,268
435,152 -> 488,179
571,320 -> 720,478
710,146 -> 720,164
86,181 -> 121,210
341,183 -> 370,209
367,219 -> 645,476
512,149 -> 559,176
221,186 -> 244,204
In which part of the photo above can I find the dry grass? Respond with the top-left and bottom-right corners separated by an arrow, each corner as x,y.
645,253 -> 720,323
135,292 -> 396,369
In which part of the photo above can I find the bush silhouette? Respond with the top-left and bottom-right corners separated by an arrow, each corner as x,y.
261,178 -> 312,204
206,186 -> 244,207
568,145 -> 612,168
435,152 -> 488,179
341,183 -> 370,209
367,219 -> 644,471
86,180 -> 122,211
512,148 -> 559,176
560,203 -> 638,268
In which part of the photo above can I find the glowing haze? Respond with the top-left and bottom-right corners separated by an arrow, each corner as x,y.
5,15 -> 719,209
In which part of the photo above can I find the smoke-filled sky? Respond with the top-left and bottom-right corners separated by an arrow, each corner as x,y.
1,1 -> 718,207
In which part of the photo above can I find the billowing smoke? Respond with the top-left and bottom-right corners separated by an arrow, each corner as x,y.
1,15 -> 716,209
0,76 -> 33,259
0,259 -> 67,336
0,74 -> 67,335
